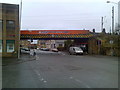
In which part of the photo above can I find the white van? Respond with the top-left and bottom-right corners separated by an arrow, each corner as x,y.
69,47 -> 83,55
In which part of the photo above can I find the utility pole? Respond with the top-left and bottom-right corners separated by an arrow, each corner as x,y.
112,6 -> 114,34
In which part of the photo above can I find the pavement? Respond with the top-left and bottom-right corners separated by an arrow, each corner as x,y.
2,51 -> 119,88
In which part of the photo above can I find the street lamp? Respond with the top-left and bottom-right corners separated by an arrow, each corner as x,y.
101,16 -> 107,33
106,1 -> 115,34
18,0 -> 22,59
107,1 -> 119,34
107,1 -> 117,4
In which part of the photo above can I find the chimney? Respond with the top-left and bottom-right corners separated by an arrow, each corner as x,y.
102,28 -> 106,34
93,28 -> 95,33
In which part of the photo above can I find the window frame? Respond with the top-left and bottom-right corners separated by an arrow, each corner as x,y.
6,40 -> 15,53
0,20 -> 3,31
59,44 -> 63,47
6,20 -> 15,30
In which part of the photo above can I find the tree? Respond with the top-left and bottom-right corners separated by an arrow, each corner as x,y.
64,40 -> 74,50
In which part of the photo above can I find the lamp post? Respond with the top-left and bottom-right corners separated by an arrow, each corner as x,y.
107,1 -> 119,34
107,1 -> 117,4
101,17 -> 104,32
18,0 -> 22,59
112,6 -> 114,34
107,1 -> 118,4
101,16 -> 107,33
107,1 -> 115,34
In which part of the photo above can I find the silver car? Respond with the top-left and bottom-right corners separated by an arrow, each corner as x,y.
20,48 -> 30,54
69,47 -> 83,55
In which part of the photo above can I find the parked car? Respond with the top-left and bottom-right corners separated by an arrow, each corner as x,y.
69,47 -> 83,55
20,48 -> 30,54
51,48 -> 58,52
40,48 -> 50,51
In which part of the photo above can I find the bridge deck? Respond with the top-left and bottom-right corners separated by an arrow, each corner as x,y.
20,30 -> 94,39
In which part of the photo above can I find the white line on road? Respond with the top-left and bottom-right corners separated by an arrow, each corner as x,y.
34,70 -> 47,83
36,56 -> 39,60
34,70 -> 41,76
75,79 -> 91,88
69,77 -> 73,79
43,81 -> 47,83
69,76 -> 91,88
41,78 -> 44,81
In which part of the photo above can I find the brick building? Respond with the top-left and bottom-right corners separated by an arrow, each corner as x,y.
0,3 -> 19,57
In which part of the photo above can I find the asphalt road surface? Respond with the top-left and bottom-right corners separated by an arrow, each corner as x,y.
2,51 -> 118,88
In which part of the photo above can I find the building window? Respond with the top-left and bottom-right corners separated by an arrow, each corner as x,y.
0,20 -> 3,31
6,20 -> 15,30
6,40 -> 15,52
6,9 -> 15,14
59,44 -> 63,47
0,40 -> 2,52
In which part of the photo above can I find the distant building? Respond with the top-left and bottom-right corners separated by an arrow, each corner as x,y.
37,40 -> 65,49
118,1 -> 120,31
20,40 -> 30,48
0,3 -> 19,57
37,40 -> 49,48
55,40 -> 65,47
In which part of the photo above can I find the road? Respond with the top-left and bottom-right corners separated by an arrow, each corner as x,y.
2,50 -> 118,88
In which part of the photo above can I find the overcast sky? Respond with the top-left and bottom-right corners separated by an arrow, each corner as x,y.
1,0 -> 120,32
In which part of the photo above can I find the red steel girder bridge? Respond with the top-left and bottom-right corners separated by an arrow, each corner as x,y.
20,30 -> 94,40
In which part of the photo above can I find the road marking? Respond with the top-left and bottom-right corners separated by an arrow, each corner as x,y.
69,76 -> 91,88
75,79 -> 91,88
34,70 -> 47,83
70,77 -> 73,79
41,78 -> 44,81
43,81 -> 47,83
34,70 -> 41,76
36,56 -> 39,60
